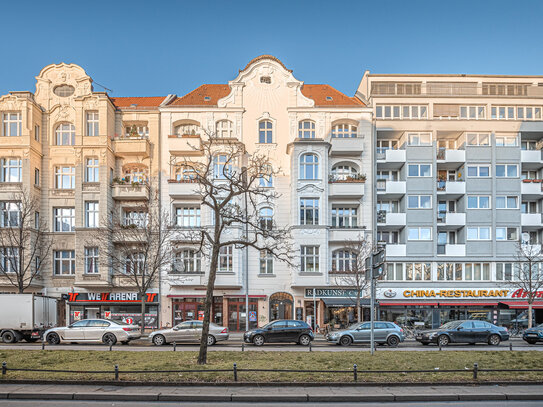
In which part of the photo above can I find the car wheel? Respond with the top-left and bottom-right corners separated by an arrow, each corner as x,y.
46,332 -> 60,345
152,334 -> 166,346
526,340 -> 537,345
102,333 -> 117,345
207,335 -> 216,346
339,336 -> 352,346
252,335 -> 265,346
2,331 -> 17,344
298,334 -> 311,346
387,335 -> 400,347
488,334 -> 501,346
438,335 -> 450,346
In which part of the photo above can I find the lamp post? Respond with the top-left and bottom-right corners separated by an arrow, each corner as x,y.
242,166 -> 249,332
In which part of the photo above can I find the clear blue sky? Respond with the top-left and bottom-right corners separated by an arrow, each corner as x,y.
2,0 -> 542,98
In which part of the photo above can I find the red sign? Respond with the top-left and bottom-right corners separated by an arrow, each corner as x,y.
198,311 -> 204,321
74,311 -> 81,320
104,311 -> 111,319
511,289 -> 543,298
66,292 -> 158,303
124,317 -> 134,324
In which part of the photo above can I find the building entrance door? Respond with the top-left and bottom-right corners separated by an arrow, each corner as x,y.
228,299 -> 258,331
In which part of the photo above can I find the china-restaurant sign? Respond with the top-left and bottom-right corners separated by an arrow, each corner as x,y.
380,288 -> 543,299
66,292 -> 158,303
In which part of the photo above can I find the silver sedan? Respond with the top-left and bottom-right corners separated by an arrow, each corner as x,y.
44,319 -> 141,345
149,320 -> 229,346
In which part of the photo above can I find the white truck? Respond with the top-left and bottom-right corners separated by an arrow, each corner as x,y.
0,294 -> 57,343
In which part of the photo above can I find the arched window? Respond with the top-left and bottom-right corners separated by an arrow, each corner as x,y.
331,164 -> 358,181
55,123 -> 75,145
124,124 -> 149,138
213,154 -> 231,179
299,153 -> 319,180
174,166 -> 196,182
298,120 -> 315,138
174,123 -> 200,136
332,123 -> 357,138
172,249 -> 201,274
259,207 -> 273,230
259,120 -> 273,143
331,249 -> 357,272
123,165 -> 148,184
216,120 -> 233,138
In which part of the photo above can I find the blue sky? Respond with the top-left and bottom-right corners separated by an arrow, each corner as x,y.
2,0 -> 542,98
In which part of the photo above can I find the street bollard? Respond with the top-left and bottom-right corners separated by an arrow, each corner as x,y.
233,363 -> 238,382
241,343 -> 244,352
41,341 -> 45,350
114,364 -> 119,381
109,343 -> 113,352
509,342 -> 513,351
439,343 -> 442,351
473,363 -> 478,380
173,342 -> 176,352
309,342 -> 312,352
2,362 -> 6,376
353,364 -> 358,382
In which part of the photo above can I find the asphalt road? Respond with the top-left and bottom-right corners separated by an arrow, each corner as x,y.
1,401 -> 542,406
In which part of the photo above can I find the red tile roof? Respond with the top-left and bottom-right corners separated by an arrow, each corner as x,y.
110,96 -> 166,108
168,84 -> 365,107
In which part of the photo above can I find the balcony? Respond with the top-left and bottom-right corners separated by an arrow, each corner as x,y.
377,211 -> 406,228
168,135 -> 201,154
376,149 -> 405,169
521,150 -> 543,170
328,179 -> 365,198
112,183 -> 149,201
382,244 -> 406,257
329,228 -> 365,241
437,180 -> 465,196
376,180 -> 406,198
112,136 -> 151,158
330,137 -> 364,156
437,212 -> 466,228
522,213 -> 543,229
521,180 -> 543,199
168,180 -> 201,198
437,244 -> 466,256
436,149 -> 465,164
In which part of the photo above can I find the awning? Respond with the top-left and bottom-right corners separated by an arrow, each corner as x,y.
322,298 -> 370,307
499,301 -> 543,309
378,301 -> 439,307
438,302 -> 498,307
224,295 -> 267,299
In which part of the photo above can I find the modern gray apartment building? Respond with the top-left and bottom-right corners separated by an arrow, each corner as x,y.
357,73 -> 543,329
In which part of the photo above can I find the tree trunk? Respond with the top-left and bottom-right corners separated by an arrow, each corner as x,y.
140,296 -> 146,334
198,246 -> 220,365
356,296 -> 361,323
528,303 -> 533,329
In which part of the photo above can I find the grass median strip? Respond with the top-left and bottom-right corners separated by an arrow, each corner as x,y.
0,350 -> 542,383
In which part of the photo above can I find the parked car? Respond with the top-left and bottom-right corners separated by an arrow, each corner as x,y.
243,320 -> 314,346
522,323 -> 543,344
149,320 -> 228,346
44,319 -> 141,345
416,320 -> 509,346
327,321 -> 405,347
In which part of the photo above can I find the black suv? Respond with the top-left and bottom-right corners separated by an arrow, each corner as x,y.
243,319 -> 314,346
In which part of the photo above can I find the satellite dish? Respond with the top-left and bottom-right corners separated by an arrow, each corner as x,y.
522,232 -> 530,243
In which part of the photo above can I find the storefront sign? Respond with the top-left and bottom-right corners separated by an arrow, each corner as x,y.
66,292 -> 159,303
74,311 -> 81,320
376,287 -> 525,300
305,288 -> 361,298
104,311 -> 111,319
403,289 -> 510,298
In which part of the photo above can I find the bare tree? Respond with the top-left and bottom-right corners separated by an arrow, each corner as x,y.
176,133 -> 293,364
330,236 -> 372,324
511,241 -> 543,329
0,187 -> 52,293
93,194 -> 172,334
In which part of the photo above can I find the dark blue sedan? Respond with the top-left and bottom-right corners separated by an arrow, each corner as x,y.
523,324 -> 543,344
416,320 -> 509,346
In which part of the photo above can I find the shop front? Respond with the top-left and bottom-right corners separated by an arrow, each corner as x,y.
378,287 -> 543,329
66,291 -> 159,328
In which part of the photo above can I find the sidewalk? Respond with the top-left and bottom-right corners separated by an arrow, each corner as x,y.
0,383 -> 542,402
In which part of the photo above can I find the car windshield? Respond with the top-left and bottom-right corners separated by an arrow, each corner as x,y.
348,323 -> 361,330
440,321 -> 463,330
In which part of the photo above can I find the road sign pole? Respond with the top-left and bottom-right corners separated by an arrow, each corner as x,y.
370,254 -> 375,356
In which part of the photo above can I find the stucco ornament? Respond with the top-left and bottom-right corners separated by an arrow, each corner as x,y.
55,104 -> 74,122
0,96 -> 23,111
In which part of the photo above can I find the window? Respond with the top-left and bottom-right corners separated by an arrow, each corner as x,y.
126,124 -> 149,138
125,253 -> 145,275
466,133 -> 490,146
0,158 -> 22,182
84,247 -> 99,274
377,231 -> 399,244
216,120 -> 233,138
331,123 -> 357,138
466,165 -> 490,177
173,249 -> 201,273
174,166 -> 197,182
331,250 -> 357,272
386,263 -> 403,280
0,247 -> 19,274
407,132 -> 431,146
54,85 -> 75,97
55,123 -> 75,145
123,166 -> 147,184
331,206 -> 357,228
259,207 -> 273,230
85,202 -> 99,228
300,246 -> 319,272
496,263 -> 513,281
522,201 -> 538,214
34,168 -> 40,186
491,105 -> 542,120
300,198 -> 319,225
496,164 -> 518,178
408,164 -> 431,177
407,195 -> 431,209
496,135 -> 517,146
54,208 -> 75,232
496,196 -> 518,209
258,165 -> 273,187
376,170 -> 398,181
53,250 -> 75,275
86,112 -> 99,137
405,263 -> 431,280
55,166 -> 75,189
2,113 -> 21,137
437,263 -> 463,281
408,228 -> 432,240
465,263 -> 490,281
375,105 -> 427,119
260,76 -> 271,84
496,227 -> 518,241
0,202 -> 20,227
213,154 -> 231,179
331,165 -> 358,181
298,120 -> 315,138
258,120 -> 273,143
85,158 -> 99,182
299,153 -> 319,179
219,245 -> 233,272
467,196 -> 490,209
459,106 -> 485,120
123,210 -> 148,228
174,206 -> 201,227
34,124 -> 40,141
467,227 -> 491,240
259,249 -> 273,274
